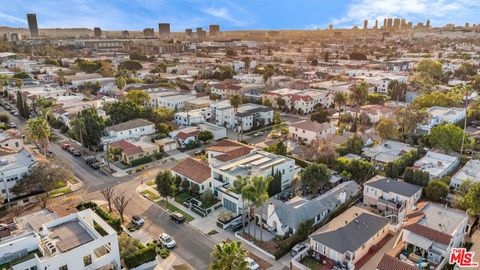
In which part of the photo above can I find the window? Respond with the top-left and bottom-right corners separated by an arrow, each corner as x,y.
59,265 -> 68,270
83,255 -> 92,266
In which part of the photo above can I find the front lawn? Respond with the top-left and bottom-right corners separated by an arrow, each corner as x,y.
174,191 -> 190,205
157,200 -> 194,222
49,187 -> 72,197
301,256 -> 328,270
141,190 -> 160,201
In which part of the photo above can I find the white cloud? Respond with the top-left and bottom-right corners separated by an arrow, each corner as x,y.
0,11 -> 26,25
331,0 -> 480,28
203,7 -> 244,26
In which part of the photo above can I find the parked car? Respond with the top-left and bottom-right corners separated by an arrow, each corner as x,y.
61,143 -> 71,150
72,150 -> 81,157
246,258 -> 260,270
131,215 -> 144,226
253,132 -> 263,137
12,111 -> 19,116
158,233 -> 176,249
86,157 -> 98,165
8,122 -> 16,128
290,243 -> 308,257
67,147 -> 76,154
45,149 -> 54,158
230,221 -> 248,232
170,212 -> 185,223
90,163 -> 100,170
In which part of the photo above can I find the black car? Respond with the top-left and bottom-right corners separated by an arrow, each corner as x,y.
230,221 -> 248,232
170,212 -> 185,223
72,150 -> 81,157
90,163 -> 100,170
86,157 -> 98,165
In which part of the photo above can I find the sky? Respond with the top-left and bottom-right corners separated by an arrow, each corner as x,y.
0,0 -> 479,31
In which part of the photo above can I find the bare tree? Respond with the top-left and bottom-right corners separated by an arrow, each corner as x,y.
113,193 -> 131,223
101,187 -> 115,212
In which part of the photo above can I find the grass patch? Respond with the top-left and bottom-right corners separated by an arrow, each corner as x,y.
207,230 -> 218,236
141,190 -> 160,201
157,200 -> 194,222
49,187 -> 72,197
300,256 -> 328,269
146,180 -> 155,186
174,191 -> 190,205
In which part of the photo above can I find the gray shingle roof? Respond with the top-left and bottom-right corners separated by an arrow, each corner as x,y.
310,212 -> 389,253
365,176 -> 422,197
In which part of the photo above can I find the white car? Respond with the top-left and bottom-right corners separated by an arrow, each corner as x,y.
131,215 -> 144,226
246,257 -> 260,270
12,111 -> 19,116
159,233 -> 176,249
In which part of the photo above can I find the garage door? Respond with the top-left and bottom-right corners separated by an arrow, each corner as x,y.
223,198 -> 237,213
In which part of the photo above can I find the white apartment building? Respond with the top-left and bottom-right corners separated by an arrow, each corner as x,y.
0,209 -> 121,270
262,88 -> 333,114
212,102 -> 273,132
417,106 -> 466,134
0,148 -> 37,201
450,159 -> 480,191
289,120 -> 336,143
413,151 -> 460,179
101,118 -> 155,145
232,74 -> 264,84
212,150 -> 295,214
362,140 -> 415,165
154,94 -> 197,111
174,110 -> 206,126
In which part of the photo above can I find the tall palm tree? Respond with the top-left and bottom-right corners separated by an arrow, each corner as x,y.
210,241 -> 248,270
240,179 -> 255,234
70,116 -> 86,145
333,92 -> 347,114
229,94 -> 242,112
24,117 -> 51,154
349,81 -> 369,127
252,176 -> 272,242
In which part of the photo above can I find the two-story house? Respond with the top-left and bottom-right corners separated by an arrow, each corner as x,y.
101,118 -> 155,145
289,120 -> 336,143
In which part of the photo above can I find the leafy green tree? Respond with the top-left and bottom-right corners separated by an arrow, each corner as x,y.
104,100 -> 144,124
24,117 -> 51,154
429,124 -> 467,153
210,241 -> 248,270
273,111 -> 281,124
344,134 -> 364,155
13,71 -> 31,79
395,107 -> 429,136
72,108 -> 105,149
125,90 -> 151,106
412,91 -> 462,109
229,95 -> 242,112
155,170 -> 174,207
376,118 -> 398,139
388,80 -> 408,102
155,122 -> 171,135
198,130 -> 214,143
116,76 -> 126,90
310,109 -> 330,123
416,59 -> 443,80
425,179 -> 449,202
106,146 -> 122,169
464,183 -> 480,216
118,60 -> 143,71
301,163 -> 331,195
367,93 -> 386,105
12,159 -> 73,208
333,92 -> 348,114
349,81 -> 369,107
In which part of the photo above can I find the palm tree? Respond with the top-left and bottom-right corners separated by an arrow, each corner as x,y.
15,78 -> 23,90
229,94 -> 242,112
106,146 -> 121,169
252,176 -> 272,242
349,81 -> 369,127
70,116 -> 86,145
239,178 -> 255,234
210,241 -> 248,270
24,117 -> 51,154
333,92 -> 347,114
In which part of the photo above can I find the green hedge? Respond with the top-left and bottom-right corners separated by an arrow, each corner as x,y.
130,156 -> 153,167
76,202 -> 122,232
124,244 -> 157,269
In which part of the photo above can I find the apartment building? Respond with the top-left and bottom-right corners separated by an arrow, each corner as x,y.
0,148 -> 37,202
416,106 -> 466,134
101,118 -> 155,144
450,159 -> 480,190
413,151 -> 460,180
0,209 -> 121,270
289,120 -> 336,143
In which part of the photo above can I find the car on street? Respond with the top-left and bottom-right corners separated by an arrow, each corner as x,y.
290,243 -> 308,257
61,143 -> 71,150
170,212 -> 185,223
246,257 -> 260,270
45,149 -> 54,158
85,157 -> 98,164
90,163 -> 100,170
72,150 -> 81,157
230,221 -> 248,232
158,233 -> 176,249
12,111 -> 19,116
8,122 -> 16,128
253,132 -> 263,137
131,215 -> 144,226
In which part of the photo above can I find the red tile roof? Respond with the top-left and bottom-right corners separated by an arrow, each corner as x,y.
176,130 -> 199,141
172,157 -> 211,183
109,140 -> 143,156
403,223 -> 452,246
377,254 -> 417,270
206,139 -> 253,161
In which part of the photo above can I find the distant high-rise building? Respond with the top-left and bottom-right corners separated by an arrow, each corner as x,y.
374,20 -> 378,29
407,22 -> 413,29
209,24 -> 220,36
143,28 -> 154,37
465,23 -> 470,28
393,18 -> 400,29
426,20 -> 431,28
400,19 -> 407,29
387,18 -> 393,29
363,20 -> 368,30
27,13 -> 39,37
196,27 -> 206,39
185,28 -> 193,37
93,27 -> 102,38
122,30 -> 129,38
383,18 -> 387,29
328,24 -> 333,30
158,23 -> 170,37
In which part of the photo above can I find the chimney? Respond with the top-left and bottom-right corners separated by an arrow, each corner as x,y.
338,191 -> 347,204
267,203 -> 275,218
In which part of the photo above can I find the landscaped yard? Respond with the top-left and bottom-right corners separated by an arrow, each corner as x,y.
301,256 -> 328,270
49,187 -> 72,197
174,191 -> 190,205
141,190 -> 160,201
157,200 -> 194,222
146,180 -> 155,186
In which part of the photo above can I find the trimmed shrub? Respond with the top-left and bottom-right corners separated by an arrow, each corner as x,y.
129,156 -> 153,167
124,244 -> 157,269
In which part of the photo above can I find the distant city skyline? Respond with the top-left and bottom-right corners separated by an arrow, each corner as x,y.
0,0 -> 479,31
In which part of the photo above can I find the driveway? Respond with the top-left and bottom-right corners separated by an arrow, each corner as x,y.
359,233 -> 399,270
